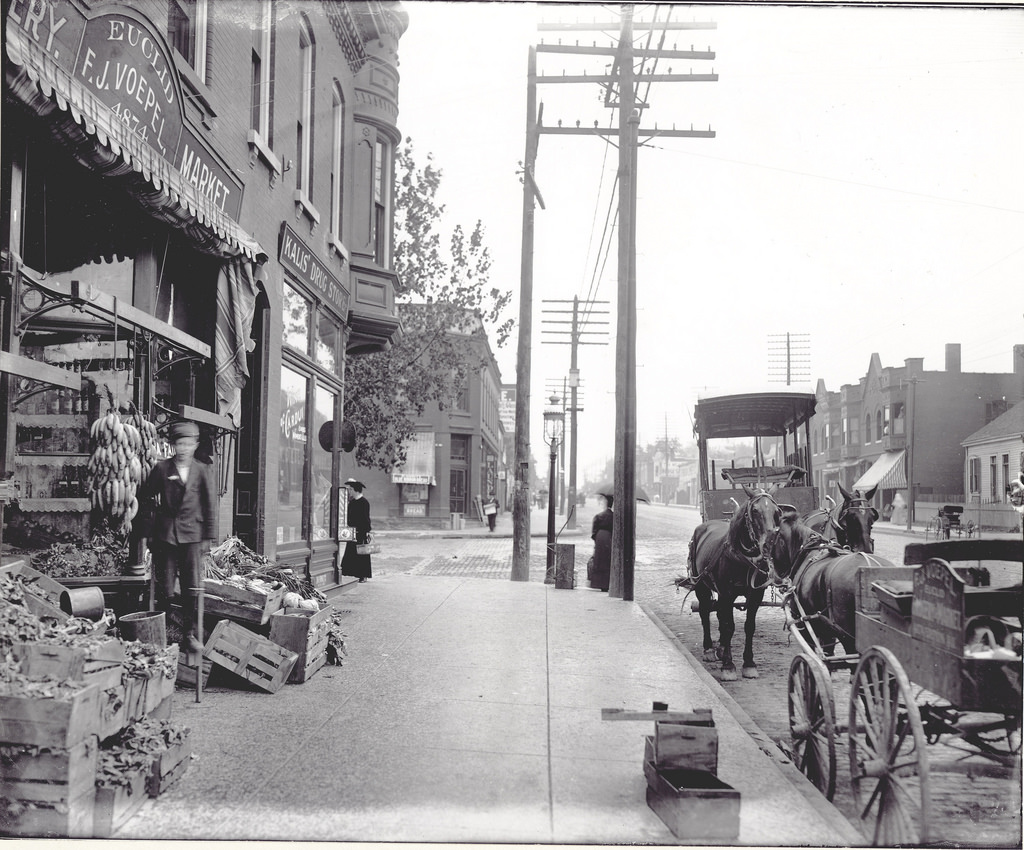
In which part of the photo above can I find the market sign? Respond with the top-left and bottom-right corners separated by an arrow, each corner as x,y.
75,12 -> 182,160
7,3 -> 244,222
279,224 -> 351,317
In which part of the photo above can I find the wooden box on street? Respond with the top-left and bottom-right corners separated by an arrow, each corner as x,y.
645,766 -> 740,843
92,767 -> 150,838
12,639 -> 125,690
654,720 -> 719,774
204,619 -> 298,693
268,606 -> 331,683
0,682 -> 102,748
146,730 -> 193,797
202,579 -> 284,625
0,736 -> 99,837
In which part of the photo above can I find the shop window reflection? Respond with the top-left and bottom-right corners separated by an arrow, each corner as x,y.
278,365 -> 308,545
315,312 -> 339,373
312,386 -> 336,539
283,284 -> 310,355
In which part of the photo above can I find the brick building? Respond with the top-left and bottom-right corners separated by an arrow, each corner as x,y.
345,308 -> 507,530
811,343 -> 1024,522
2,0 -> 407,592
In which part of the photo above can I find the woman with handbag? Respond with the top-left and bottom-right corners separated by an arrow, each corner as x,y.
589,492 -> 614,591
341,479 -> 373,582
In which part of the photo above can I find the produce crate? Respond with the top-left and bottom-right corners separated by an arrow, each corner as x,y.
268,605 -> 332,683
204,619 -> 298,694
97,684 -> 128,741
12,639 -> 125,690
202,579 -> 284,625
644,767 -> 740,842
175,653 -> 212,690
92,767 -> 150,838
145,729 -> 193,798
0,736 -> 99,838
0,562 -> 70,622
0,683 -> 103,748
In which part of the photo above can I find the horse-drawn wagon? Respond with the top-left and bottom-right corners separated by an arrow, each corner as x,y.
784,536 -> 1022,845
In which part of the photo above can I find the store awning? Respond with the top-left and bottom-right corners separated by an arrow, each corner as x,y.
5,28 -> 265,262
392,432 -> 436,485
852,450 -> 907,491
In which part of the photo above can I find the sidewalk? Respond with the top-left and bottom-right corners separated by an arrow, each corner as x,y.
119,574 -> 863,845
377,506 -> 588,540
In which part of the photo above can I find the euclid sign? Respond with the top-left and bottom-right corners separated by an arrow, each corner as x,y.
7,1 -> 242,220
279,224 -> 351,317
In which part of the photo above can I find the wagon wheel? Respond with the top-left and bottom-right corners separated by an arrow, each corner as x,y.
848,646 -> 931,846
788,653 -> 836,800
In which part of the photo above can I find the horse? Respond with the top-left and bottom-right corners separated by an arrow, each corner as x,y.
802,483 -> 878,553
682,484 -> 790,680
773,506 -> 894,657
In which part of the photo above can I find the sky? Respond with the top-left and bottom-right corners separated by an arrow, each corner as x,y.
394,2 -> 1024,482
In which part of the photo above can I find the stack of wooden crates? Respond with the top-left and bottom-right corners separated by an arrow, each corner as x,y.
1,568 -> 191,839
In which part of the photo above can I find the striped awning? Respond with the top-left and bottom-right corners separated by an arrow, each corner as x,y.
852,450 -> 907,491
392,432 -> 436,485
5,27 -> 264,262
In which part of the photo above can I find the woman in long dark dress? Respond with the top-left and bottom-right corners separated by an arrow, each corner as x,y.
341,479 -> 373,582
590,493 -> 613,591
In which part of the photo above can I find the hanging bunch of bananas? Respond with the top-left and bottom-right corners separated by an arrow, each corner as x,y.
124,408 -> 164,484
88,407 -> 144,531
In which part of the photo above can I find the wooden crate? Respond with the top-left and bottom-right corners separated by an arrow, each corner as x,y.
175,653 -> 212,690
0,683 -> 102,748
146,730 -> 193,798
0,736 -> 99,838
645,767 -> 740,842
654,720 -> 718,774
204,619 -> 298,693
202,579 -> 284,625
12,639 -> 125,690
0,562 -> 70,622
92,767 -> 150,838
97,683 -> 128,741
268,606 -> 332,683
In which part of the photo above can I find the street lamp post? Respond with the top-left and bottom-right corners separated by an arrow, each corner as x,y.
543,394 -> 564,584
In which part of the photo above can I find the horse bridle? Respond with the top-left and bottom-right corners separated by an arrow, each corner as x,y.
735,492 -> 785,590
834,497 -> 878,548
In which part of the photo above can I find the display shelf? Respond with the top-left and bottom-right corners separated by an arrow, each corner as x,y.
14,414 -> 89,425
16,454 -> 90,462
18,498 -> 90,512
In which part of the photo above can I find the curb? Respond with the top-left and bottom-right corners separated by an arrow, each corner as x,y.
638,601 -> 868,847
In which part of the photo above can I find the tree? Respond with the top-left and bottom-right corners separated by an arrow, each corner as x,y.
343,138 -> 514,471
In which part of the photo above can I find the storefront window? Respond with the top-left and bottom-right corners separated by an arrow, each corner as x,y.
315,312 -> 340,373
283,283 -> 310,355
278,364 -> 308,545
312,386 -> 336,540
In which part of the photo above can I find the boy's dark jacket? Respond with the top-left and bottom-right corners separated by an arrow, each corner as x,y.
140,458 -> 218,543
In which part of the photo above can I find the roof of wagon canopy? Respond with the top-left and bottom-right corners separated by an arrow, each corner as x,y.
694,392 -> 818,441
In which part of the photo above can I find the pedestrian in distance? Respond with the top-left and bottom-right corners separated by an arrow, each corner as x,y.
341,479 -> 373,582
139,420 -> 218,653
590,492 -> 614,592
484,493 -> 499,532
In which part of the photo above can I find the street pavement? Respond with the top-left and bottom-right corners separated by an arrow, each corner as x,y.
108,503 -> 868,846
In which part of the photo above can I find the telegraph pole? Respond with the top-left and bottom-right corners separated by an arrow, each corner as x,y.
541,296 -> 609,529
512,46 -> 544,582
534,6 -> 717,597
610,5 -> 638,600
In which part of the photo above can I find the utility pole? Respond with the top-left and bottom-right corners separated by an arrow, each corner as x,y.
541,296 -> 609,529
512,46 -> 545,582
534,6 -> 717,598
767,332 -> 811,386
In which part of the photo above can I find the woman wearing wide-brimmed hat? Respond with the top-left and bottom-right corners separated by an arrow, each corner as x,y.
341,479 -> 373,582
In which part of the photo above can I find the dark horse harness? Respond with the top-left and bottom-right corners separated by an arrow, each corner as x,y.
811,496 -> 879,547
687,491 -> 784,598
